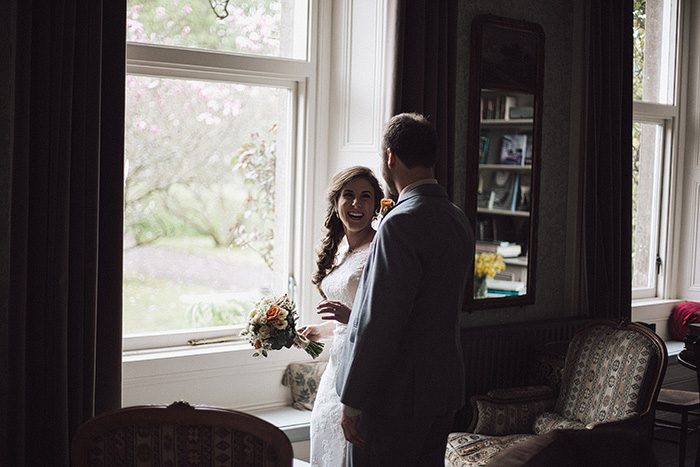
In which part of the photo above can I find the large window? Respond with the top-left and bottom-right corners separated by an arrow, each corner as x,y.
123,0 -> 312,349
632,0 -> 680,299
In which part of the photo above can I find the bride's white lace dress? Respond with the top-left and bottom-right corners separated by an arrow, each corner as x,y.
309,247 -> 369,467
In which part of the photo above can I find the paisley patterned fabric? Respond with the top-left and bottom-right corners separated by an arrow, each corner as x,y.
85,423 -> 281,466
471,394 -> 556,436
532,412 -> 586,434
445,433 -> 537,467
555,326 -> 656,425
445,322 -> 665,467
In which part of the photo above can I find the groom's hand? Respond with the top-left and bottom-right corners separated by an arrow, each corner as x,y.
341,406 -> 365,447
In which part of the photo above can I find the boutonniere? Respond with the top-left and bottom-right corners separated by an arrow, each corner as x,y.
376,198 -> 396,222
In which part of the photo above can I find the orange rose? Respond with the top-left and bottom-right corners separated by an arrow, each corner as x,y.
266,304 -> 283,321
254,340 -> 262,350
378,198 -> 396,217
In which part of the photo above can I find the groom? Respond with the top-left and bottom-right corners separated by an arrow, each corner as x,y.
336,113 -> 474,466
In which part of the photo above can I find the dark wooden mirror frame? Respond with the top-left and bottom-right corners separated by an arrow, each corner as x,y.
465,15 -> 544,310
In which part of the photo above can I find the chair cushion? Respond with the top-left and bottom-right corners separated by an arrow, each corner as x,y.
281,361 -> 327,411
669,301 -> 700,340
446,432 -> 537,467
486,427 -> 657,467
472,396 -> 556,436
657,388 -> 700,407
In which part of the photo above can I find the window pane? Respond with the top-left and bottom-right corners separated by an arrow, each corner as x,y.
123,75 -> 291,334
633,0 -> 677,104
126,0 -> 309,60
632,121 -> 663,290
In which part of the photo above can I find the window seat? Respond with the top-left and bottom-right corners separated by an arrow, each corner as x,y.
251,406 -> 312,443
249,406 -> 312,465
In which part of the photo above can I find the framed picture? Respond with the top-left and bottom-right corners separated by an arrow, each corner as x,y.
500,134 -> 527,165
488,171 -> 519,210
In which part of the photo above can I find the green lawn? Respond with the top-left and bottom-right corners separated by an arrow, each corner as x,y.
122,236 -> 269,335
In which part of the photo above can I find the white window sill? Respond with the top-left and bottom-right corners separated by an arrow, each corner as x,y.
122,338 -> 331,411
631,298 -> 684,343
123,340 -> 252,362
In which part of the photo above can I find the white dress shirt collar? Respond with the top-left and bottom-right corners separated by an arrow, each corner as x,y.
398,178 -> 438,202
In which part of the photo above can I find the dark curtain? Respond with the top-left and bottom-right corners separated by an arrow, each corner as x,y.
386,0 -> 458,199
8,1 -> 125,465
580,0 -> 633,319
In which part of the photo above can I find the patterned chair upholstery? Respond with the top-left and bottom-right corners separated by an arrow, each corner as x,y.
446,319 -> 667,467
71,401 -> 294,467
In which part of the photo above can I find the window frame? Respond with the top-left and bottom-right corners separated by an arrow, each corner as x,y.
122,4 -> 318,352
631,106 -> 677,300
631,0 -> 684,301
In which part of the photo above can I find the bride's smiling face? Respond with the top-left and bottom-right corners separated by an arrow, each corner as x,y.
336,178 -> 376,234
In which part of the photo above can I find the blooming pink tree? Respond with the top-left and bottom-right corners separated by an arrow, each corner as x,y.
124,1 -> 282,268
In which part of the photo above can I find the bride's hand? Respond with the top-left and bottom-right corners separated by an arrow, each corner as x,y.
297,324 -> 323,342
317,300 -> 351,325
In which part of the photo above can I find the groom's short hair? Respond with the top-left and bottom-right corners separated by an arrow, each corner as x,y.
382,113 -> 438,169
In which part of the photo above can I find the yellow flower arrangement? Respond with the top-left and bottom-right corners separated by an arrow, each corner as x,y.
474,252 -> 506,298
475,252 -> 506,278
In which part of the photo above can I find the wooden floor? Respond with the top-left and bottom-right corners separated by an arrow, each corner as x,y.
653,427 -> 700,467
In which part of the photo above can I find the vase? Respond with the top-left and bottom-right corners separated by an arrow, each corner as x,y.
474,275 -> 488,298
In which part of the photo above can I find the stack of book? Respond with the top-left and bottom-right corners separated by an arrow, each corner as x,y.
476,240 -> 522,258
486,278 -> 526,295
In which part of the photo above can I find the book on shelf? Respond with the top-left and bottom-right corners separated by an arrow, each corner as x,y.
524,132 -> 533,165
479,130 -> 490,163
516,173 -> 532,211
476,240 -> 522,257
481,95 -> 517,120
486,278 -> 526,295
500,134 -> 528,165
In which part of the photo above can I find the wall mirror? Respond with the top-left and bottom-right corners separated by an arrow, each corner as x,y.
466,15 -> 544,309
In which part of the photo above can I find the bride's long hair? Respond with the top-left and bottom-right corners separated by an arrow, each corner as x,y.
312,166 -> 382,295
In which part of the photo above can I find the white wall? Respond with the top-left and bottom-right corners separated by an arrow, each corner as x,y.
676,0 -> 700,301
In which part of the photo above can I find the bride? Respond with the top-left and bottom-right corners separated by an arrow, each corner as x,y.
298,166 -> 383,467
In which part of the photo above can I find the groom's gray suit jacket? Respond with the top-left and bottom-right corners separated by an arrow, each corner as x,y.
336,183 -> 473,417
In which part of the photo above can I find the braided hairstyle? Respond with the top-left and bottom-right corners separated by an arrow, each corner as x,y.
312,166 -> 382,295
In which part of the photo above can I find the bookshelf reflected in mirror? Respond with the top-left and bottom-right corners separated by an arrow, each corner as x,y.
466,15 -> 544,308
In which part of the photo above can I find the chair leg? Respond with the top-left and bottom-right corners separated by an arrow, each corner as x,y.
696,422 -> 700,467
680,411 -> 688,467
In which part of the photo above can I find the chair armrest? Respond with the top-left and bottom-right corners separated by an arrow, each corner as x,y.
468,385 -> 557,436
485,385 -> 557,401
586,413 -> 647,435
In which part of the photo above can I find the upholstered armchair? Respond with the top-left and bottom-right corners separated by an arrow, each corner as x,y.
446,319 -> 667,467
71,401 -> 294,467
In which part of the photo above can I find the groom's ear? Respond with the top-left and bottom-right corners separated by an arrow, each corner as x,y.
386,148 -> 396,168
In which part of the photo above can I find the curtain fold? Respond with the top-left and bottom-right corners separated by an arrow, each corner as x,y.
580,0 -> 633,319
8,1 -> 125,465
387,0 -> 458,199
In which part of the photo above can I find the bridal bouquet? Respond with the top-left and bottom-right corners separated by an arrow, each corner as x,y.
241,294 -> 324,359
